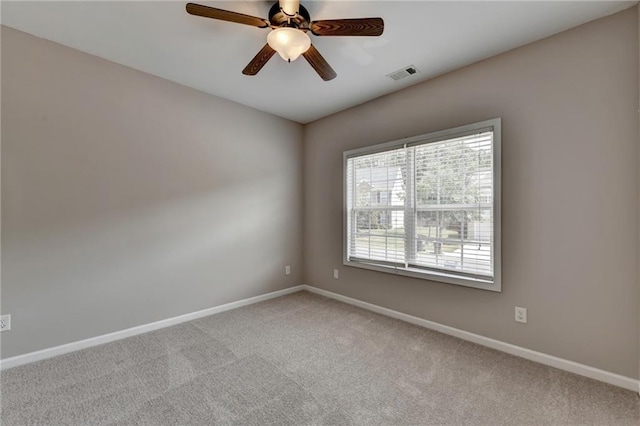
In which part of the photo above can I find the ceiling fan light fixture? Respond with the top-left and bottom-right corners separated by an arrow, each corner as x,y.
267,27 -> 311,62
186,1 -> 383,80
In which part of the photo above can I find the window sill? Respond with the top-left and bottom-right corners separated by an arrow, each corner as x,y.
343,259 -> 501,292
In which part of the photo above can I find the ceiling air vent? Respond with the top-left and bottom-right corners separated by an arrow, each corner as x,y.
386,65 -> 420,81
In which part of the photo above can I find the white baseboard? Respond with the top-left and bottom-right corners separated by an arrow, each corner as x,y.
301,285 -> 640,393
0,285 -> 305,371
2,283 -> 638,394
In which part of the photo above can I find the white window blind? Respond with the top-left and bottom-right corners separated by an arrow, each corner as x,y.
344,119 -> 501,291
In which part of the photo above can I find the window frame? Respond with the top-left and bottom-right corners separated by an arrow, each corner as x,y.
343,118 -> 502,292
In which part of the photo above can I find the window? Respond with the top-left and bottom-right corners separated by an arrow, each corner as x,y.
344,118 -> 501,291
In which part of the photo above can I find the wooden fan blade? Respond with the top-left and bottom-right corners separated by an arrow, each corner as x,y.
302,45 -> 337,81
242,44 -> 277,76
186,3 -> 269,28
310,18 -> 384,36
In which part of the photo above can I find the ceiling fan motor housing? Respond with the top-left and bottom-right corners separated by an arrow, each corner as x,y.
269,2 -> 311,30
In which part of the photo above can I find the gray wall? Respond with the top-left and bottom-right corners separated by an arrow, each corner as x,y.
1,27 -> 304,359
2,7 -> 639,381
304,8 -> 640,378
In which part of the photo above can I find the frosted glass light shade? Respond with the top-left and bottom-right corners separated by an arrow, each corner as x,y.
267,27 -> 311,62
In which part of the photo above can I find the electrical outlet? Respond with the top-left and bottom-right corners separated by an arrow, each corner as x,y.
0,314 -> 11,331
515,307 -> 527,324
285,265 -> 291,275
333,269 -> 339,279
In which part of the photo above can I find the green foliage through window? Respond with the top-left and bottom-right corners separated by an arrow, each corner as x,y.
345,126 -> 497,284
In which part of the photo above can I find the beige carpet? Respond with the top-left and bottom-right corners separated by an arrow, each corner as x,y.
1,290 -> 639,425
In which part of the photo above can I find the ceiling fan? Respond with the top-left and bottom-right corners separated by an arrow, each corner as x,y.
185,0 -> 384,81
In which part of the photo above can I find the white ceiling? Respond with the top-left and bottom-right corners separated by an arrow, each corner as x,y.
2,1 -> 636,123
